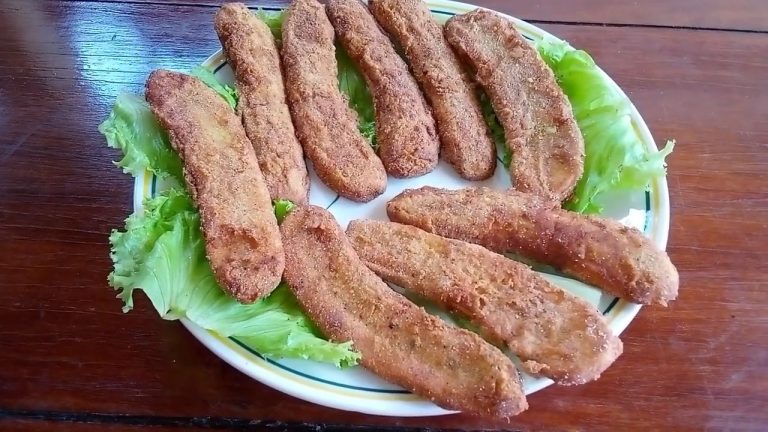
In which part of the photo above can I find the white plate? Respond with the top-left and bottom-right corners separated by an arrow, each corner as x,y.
133,0 -> 670,418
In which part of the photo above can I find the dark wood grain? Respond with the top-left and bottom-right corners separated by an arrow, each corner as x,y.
0,412 -> 474,431
487,0 -> 768,32
1,419 -> 211,432
61,0 -> 768,31
1,0 -> 767,431
0,421 -> 185,432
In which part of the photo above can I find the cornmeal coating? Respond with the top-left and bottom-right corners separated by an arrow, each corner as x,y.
327,0 -> 439,178
445,9 -> 584,202
281,0 -> 386,202
347,219 -> 623,385
146,69 -> 284,303
215,3 -> 309,203
387,187 -> 679,306
369,0 -> 496,180
281,205 -> 527,418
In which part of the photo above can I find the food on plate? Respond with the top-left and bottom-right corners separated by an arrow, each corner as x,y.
281,205 -> 528,418
101,84 -> 360,365
98,0 -> 680,415
445,9 -> 584,202
347,219 -> 623,385
387,186 -> 679,306
190,66 -> 239,110
215,2 -> 310,203
145,69 -> 284,303
536,39 -> 674,213
326,0 -> 439,178
369,0 -> 495,180
281,0 -> 387,202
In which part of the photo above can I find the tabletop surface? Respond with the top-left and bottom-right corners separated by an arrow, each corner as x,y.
1,0 -> 767,430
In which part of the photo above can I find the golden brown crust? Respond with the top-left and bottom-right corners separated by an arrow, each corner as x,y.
281,205 -> 527,418
215,3 -> 309,204
347,219 -> 623,385
387,187 -> 679,306
145,69 -> 284,303
326,0 -> 439,178
281,0 -> 387,202
369,0 -> 496,180
445,9 -> 584,202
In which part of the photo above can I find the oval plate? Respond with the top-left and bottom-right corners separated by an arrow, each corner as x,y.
133,0 -> 670,418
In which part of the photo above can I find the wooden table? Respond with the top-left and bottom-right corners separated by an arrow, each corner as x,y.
1,0 -> 766,430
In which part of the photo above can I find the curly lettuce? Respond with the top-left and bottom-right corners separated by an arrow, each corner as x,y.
537,39 -> 674,213
108,190 -> 359,366
190,66 -> 239,110
98,65 -> 239,180
479,92 -> 511,168
479,39 -> 674,214
98,94 -> 183,180
336,47 -> 377,149
256,9 -> 285,39
100,90 -> 360,367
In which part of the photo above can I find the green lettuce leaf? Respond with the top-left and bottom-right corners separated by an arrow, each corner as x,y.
337,47 -> 377,149
100,70 -> 237,182
101,80 -> 360,367
537,39 -> 674,213
109,189 -> 360,367
190,66 -> 238,110
98,93 -> 183,180
358,121 -> 377,150
273,199 -> 296,224
336,48 -> 374,122
479,92 -> 511,167
256,9 -> 285,39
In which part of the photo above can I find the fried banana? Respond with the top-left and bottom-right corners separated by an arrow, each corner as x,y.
387,187 -> 678,306
282,0 -> 387,202
347,219 -> 623,385
215,3 -> 310,203
145,69 -> 284,303
281,205 -> 527,418
445,9 -> 584,202
326,0 -> 439,178
369,0 -> 496,180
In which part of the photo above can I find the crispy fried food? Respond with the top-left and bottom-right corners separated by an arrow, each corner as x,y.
387,187 -> 679,306
326,0 -> 439,178
281,205 -> 527,418
347,219 -> 623,385
215,3 -> 309,204
145,70 -> 284,303
445,9 -> 584,202
369,0 -> 496,181
281,0 -> 387,202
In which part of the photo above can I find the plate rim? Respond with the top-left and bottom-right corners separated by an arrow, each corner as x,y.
132,0 -> 670,417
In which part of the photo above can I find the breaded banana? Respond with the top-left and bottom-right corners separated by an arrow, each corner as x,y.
282,0 -> 387,202
347,219 -> 623,385
445,9 -> 584,202
145,70 -> 284,303
281,205 -> 527,418
369,0 -> 496,180
326,0 -> 439,178
215,3 -> 309,203
387,187 -> 679,306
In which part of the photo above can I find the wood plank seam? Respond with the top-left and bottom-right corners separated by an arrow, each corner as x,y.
54,0 -> 768,34
0,409 -> 516,432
